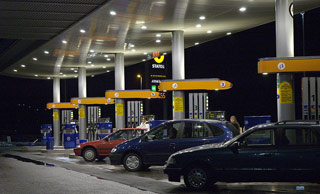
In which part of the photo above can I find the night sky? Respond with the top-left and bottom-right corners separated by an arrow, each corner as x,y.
1,7 -> 320,141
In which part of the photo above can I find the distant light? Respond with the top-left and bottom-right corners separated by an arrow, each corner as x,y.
195,42 -> 199,45
110,11 -> 116,15
104,54 -> 109,58
21,64 -> 26,68
90,50 -> 94,53
80,29 -> 86,33
63,74 -> 66,77
91,64 -> 95,67
96,39 -> 103,42
239,7 -> 247,12
91,75 -> 95,77
137,74 -> 141,78
263,73 -> 268,75
136,20 -> 145,24
62,40 -> 67,44
13,69 -> 18,72
215,89 -> 219,91
207,30 -> 212,34
156,40 -> 161,43
74,76 -> 77,78
33,58 -> 38,61
226,32 -> 232,35
34,74 -> 38,77
74,70 -> 78,73
102,66 -> 106,69
59,72 -> 63,75
107,58 -> 111,61
196,24 -> 202,28
106,70 -> 110,73
130,44 -> 135,48
47,77 -> 51,80
57,64 -> 61,67
44,51 -> 49,54
143,52 -> 147,55
141,25 -> 147,30
199,16 -> 206,20
88,61 -> 92,64
142,59 -> 146,61
71,68 -> 74,70
132,49 -> 136,52
163,53 -> 167,55
156,34 -> 161,37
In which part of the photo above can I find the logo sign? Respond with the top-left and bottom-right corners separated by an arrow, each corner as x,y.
151,92 -> 155,97
107,99 -> 111,103
153,51 -> 165,64
67,136 -> 71,141
172,83 -> 178,89
220,82 -> 226,88
278,62 -> 285,70
52,105 -> 55,108
78,100 -> 81,103
115,93 -> 119,97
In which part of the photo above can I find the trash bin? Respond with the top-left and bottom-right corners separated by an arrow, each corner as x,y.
46,137 -> 54,150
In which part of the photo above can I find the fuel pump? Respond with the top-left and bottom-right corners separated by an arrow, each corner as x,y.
87,106 -> 100,141
189,93 -> 208,119
40,124 -> 52,146
127,101 -> 143,127
63,124 -> 77,149
61,110 -> 74,146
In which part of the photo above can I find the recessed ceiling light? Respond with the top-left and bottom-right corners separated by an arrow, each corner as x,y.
21,64 -> 26,68
88,61 -> 92,64
110,11 -> 116,15
107,70 -> 110,73
163,53 -> 167,55
59,72 -> 63,75
13,69 -> 17,72
195,42 -> 199,45
90,50 -> 94,53
107,58 -> 111,61
34,74 -> 38,77
130,44 -> 135,48
71,68 -> 74,70
226,32 -> 232,35
156,34 -> 161,37
44,51 -> 49,54
63,74 -> 66,77
74,76 -> 77,78
141,25 -> 147,30
132,49 -> 136,52
239,7 -> 247,12
80,29 -> 86,33
207,30 -> 212,34
263,73 -> 268,75
196,24 -> 202,28
102,66 -> 106,69
47,77 -> 51,79
62,40 -> 67,44
142,59 -> 146,61
143,52 -> 147,55
215,89 -> 219,91
104,54 -> 109,58
156,40 -> 161,43
91,75 -> 95,77
57,64 -> 61,67
91,64 -> 95,67
33,58 -> 37,61
199,16 -> 206,20
74,70 -> 78,73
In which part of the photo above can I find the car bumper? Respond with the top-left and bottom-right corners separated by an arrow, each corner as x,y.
163,167 -> 183,182
73,148 -> 82,156
109,153 -> 122,165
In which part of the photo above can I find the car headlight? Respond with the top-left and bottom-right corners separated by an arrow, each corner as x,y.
76,145 -> 80,148
111,148 -> 117,153
167,156 -> 176,165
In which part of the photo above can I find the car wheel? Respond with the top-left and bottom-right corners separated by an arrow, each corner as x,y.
97,156 -> 106,161
184,166 -> 212,191
123,153 -> 143,172
82,147 -> 97,162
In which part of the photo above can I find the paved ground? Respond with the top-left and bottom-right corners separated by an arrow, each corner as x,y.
0,147 -> 319,194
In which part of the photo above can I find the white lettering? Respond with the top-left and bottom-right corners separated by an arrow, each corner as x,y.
152,64 -> 165,69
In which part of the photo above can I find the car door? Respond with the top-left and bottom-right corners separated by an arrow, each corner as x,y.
139,122 -> 183,165
175,121 -> 219,151
219,128 -> 279,182
277,126 -> 320,182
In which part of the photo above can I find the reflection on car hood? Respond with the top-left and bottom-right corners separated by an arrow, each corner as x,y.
172,143 -> 224,156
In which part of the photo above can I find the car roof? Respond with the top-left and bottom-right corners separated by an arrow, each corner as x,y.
165,119 -> 227,124
118,128 -> 147,131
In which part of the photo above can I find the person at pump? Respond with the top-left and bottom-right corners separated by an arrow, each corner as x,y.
230,115 -> 241,133
137,117 -> 150,131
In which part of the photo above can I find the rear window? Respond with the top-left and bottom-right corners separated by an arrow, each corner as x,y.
207,124 -> 224,137
226,123 -> 240,136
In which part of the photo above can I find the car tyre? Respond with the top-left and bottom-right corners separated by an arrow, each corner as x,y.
82,147 -> 97,162
183,165 -> 213,191
123,153 -> 143,172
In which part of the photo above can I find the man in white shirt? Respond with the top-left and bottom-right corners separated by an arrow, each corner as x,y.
137,117 -> 150,131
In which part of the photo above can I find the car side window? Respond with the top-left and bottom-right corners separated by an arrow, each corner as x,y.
207,123 -> 224,137
147,122 -> 183,141
282,128 -> 320,146
242,129 -> 275,146
188,122 -> 212,138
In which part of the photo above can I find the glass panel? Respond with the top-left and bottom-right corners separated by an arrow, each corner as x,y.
191,122 -> 211,138
284,128 -> 320,145
207,123 -> 224,137
244,129 -> 275,146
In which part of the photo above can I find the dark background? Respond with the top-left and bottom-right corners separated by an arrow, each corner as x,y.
1,8 -> 320,141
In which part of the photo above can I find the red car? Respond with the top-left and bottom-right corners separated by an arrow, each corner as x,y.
74,128 -> 147,162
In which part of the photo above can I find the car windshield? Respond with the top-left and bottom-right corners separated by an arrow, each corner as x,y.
108,130 -> 143,141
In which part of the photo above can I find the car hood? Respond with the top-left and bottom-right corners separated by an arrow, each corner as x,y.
172,142 -> 225,157
81,140 -> 102,146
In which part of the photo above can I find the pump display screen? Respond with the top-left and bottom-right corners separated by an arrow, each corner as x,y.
99,129 -> 110,134
41,129 -> 51,133
64,129 -> 75,134
109,130 -> 144,141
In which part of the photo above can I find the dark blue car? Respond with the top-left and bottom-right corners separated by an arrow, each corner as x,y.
109,119 -> 239,171
164,121 -> 320,191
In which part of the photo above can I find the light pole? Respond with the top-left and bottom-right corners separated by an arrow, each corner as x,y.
137,74 -> 142,89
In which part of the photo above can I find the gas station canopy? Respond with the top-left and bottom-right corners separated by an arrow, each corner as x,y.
1,0 -> 320,79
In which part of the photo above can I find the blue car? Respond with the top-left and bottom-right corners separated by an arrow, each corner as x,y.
109,119 -> 239,171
